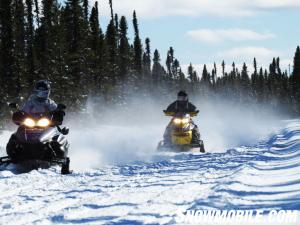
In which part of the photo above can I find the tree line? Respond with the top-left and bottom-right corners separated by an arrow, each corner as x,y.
0,0 -> 300,127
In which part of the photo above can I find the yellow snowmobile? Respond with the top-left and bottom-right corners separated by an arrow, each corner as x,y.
157,110 -> 205,153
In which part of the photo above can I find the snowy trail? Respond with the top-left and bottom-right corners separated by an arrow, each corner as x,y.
1,121 -> 300,224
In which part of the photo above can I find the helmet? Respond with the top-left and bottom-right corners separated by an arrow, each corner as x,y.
177,90 -> 188,101
34,80 -> 51,100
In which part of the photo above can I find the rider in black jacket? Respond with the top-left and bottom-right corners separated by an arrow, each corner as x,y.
163,91 -> 201,145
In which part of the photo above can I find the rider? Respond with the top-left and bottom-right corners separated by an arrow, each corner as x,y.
163,90 -> 201,145
22,80 -> 57,114
13,80 -> 64,125
6,80 -> 70,173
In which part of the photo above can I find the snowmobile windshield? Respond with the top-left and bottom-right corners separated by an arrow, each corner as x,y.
177,96 -> 188,101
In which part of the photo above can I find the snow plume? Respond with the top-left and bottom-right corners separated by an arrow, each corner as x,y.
68,96 -> 167,170
67,93 -> 283,170
194,98 -> 282,152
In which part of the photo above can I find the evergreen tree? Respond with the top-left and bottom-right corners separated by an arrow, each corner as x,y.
0,0 -> 300,122
201,64 -> 210,84
212,62 -> 217,86
89,1 -> 103,92
143,38 -> 151,77
257,67 -> 265,102
241,63 -> 250,97
200,64 -> 211,97
253,57 -> 257,76
83,0 -> 88,21
109,0 -> 114,21
293,46 -> 300,78
64,0 -> 89,107
251,58 -> 259,99
152,49 -> 163,86
14,0 -> 26,96
105,19 -> 118,86
166,49 -> 172,78
25,0 -> 36,87
132,11 -> 142,74
222,60 -> 225,76
118,16 -> 130,80
37,0 -> 59,78
291,46 -> 300,112
188,63 -> 195,82
34,0 -> 40,27
0,0 -> 16,101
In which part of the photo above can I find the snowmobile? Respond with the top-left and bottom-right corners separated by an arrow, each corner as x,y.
0,103 -> 71,174
157,110 -> 205,153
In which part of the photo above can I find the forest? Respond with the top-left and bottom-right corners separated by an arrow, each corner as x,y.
1,0 -> 300,127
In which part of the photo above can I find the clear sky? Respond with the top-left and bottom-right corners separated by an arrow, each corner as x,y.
90,0 -> 300,75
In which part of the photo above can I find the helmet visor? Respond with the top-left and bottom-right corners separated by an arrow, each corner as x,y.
35,89 -> 50,99
177,96 -> 188,101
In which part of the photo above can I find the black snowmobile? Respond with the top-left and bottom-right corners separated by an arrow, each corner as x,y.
0,103 -> 71,174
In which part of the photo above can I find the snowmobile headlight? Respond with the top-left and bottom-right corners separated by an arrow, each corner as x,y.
173,118 -> 182,124
182,118 -> 189,124
24,118 -> 35,128
37,118 -> 50,127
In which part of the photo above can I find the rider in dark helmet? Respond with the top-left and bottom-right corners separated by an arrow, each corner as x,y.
12,80 -> 64,125
165,91 -> 197,113
22,80 -> 57,113
163,90 -> 201,145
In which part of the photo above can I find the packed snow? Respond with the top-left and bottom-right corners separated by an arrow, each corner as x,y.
1,120 -> 300,224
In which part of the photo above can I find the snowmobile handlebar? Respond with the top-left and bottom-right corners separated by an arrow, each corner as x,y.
12,110 -> 65,127
163,110 -> 199,117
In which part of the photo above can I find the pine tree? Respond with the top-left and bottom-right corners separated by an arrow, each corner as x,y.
293,46 -> 300,78
200,64 -> 211,97
222,60 -> 225,76
166,51 -> 172,78
201,64 -> 210,84
109,0 -> 114,21
25,0 -> 36,87
106,19 -> 118,86
241,63 -> 250,97
38,0 -> 58,78
64,0 -> 89,107
83,0 -> 88,21
251,58 -> 259,99
132,11 -> 142,74
89,2 -> 100,50
89,1 -> 103,92
1,0 -> 300,121
257,67 -> 265,102
14,0 -> 26,96
143,38 -> 151,77
34,0 -> 40,27
291,46 -> 300,113
188,63 -> 194,82
212,62 -> 217,86
118,16 -> 130,81
276,57 -> 282,75
172,59 -> 180,80
0,0 -> 16,101
152,49 -> 163,85
253,57 -> 257,76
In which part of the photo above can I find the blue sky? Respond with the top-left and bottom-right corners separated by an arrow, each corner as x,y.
91,0 -> 300,75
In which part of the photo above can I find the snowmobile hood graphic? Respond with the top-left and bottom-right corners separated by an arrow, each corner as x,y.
158,111 -> 205,153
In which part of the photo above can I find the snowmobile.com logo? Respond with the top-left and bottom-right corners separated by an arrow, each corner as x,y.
175,209 -> 299,224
